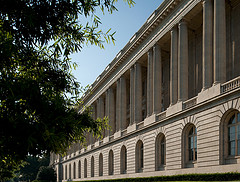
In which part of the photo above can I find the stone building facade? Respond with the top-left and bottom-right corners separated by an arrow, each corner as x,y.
50,0 -> 240,181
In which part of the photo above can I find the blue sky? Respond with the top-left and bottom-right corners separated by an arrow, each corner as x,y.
71,0 -> 163,89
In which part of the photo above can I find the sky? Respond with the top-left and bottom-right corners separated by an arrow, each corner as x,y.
71,0 -> 164,89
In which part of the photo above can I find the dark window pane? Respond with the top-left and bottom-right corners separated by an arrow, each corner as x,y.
229,114 -> 236,124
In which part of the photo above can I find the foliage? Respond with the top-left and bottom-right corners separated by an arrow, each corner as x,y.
17,155 -> 50,181
0,0 -> 134,180
36,166 -> 56,182
73,172 -> 240,182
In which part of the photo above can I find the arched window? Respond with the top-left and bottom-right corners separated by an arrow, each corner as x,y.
227,112 -> 240,156
91,156 -> 94,177
188,126 -> 197,162
69,163 -> 71,179
73,162 -> 76,179
182,124 -> 197,168
78,160 -> 81,178
108,150 -> 114,175
84,158 -> 87,178
155,133 -> 166,171
135,140 -> 143,173
99,153 -> 103,176
61,165 -> 64,180
222,111 -> 240,164
65,165 -> 67,180
120,145 -> 127,174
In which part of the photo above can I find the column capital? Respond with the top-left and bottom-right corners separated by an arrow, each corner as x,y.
179,18 -> 188,26
202,0 -> 213,5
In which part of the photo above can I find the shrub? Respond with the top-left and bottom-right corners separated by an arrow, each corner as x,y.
74,172 -> 240,182
36,166 -> 56,182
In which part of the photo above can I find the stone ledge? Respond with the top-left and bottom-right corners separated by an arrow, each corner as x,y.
114,130 -> 121,139
166,101 -> 183,117
103,136 -> 109,143
127,123 -> 137,133
197,84 -> 221,104
144,114 -> 156,126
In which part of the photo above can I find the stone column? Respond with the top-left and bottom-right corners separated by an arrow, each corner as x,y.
213,0 -> 226,84
91,103 -> 96,119
116,79 -> 120,131
178,20 -> 188,102
97,97 -> 104,118
120,76 -> 127,130
104,92 -> 108,136
202,0 -> 213,90
97,96 -> 105,138
170,26 -> 178,105
108,88 -> 115,135
134,62 -> 142,123
147,49 -> 153,116
153,44 -> 162,114
130,66 -> 135,124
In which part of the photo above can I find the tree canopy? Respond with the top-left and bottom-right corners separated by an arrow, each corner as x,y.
0,0 -> 134,180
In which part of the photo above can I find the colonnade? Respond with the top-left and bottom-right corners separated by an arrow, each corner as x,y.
90,0 -> 227,143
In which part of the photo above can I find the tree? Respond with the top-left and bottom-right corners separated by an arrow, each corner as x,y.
0,0 -> 134,180
36,166 -> 56,182
18,155 -> 50,181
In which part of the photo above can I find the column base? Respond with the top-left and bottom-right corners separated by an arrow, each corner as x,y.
144,114 -> 156,126
114,130 -> 121,139
127,123 -> 137,133
166,101 -> 183,117
103,136 -> 109,143
94,140 -> 100,147
197,83 -> 221,104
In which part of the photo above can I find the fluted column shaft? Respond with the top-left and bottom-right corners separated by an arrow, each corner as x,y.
202,0 -> 213,90
107,88 -> 115,135
178,20 -> 188,102
116,79 -> 120,131
104,92 -> 108,137
119,77 -> 127,130
97,97 -> 105,139
134,63 -> 142,123
213,0 -> 226,84
147,49 -> 153,116
97,97 -> 104,118
130,67 -> 135,124
153,44 -> 162,114
170,26 -> 178,105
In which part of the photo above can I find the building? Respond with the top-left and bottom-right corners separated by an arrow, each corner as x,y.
50,0 -> 240,181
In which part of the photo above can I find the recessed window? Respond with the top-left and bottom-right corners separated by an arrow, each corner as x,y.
228,112 -> 240,156
73,162 -> 76,179
78,160 -> 81,178
182,124 -> 197,168
109,150 -> 114,175
84,158 -> 87,178
136,140 -> 144,173
99,153 -> 103,176
120,146 -> 127,174
91,156 -> 94,177
155,133 -> 166,171
188,126 -> 197,162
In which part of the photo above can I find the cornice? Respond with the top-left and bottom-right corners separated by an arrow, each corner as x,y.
79,0 -> 183,110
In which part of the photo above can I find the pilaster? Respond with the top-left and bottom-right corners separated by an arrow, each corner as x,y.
119,76 -> 127,130
130,66 -> 135,124
178,19 -> 188,102
202,0 -> 213,90
153,44 -> 162,114
147,49 -> 153,116
170,26 -> 178,105
213,0 -> 226,84
134,62 -> 142,123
